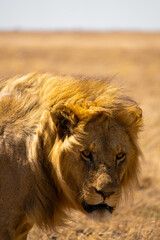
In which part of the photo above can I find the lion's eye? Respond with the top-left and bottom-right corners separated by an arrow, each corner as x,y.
116,152 -> 126,165
81,150 -> 93,162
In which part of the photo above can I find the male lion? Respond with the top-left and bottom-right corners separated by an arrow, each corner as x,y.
0,73 -> 142,240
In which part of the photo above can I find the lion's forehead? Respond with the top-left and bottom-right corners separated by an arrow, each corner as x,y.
83,118 -> 130,153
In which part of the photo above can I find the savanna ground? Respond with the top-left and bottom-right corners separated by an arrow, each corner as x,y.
0,32 -> 160,239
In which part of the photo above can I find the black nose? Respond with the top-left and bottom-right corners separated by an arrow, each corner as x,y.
95,188 -> 115,200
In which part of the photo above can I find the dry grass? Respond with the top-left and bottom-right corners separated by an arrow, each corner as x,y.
0,31 -> 160,240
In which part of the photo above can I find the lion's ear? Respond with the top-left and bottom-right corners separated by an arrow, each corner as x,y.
129,106 -> 142,127
128,106 -> 143,135
50,105 -> 79,140
116,106 -> 143,133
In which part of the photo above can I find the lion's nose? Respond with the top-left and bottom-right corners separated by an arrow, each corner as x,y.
94,188 -> 115,200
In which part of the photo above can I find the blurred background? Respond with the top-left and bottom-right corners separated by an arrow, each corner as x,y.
0,1 -> 160,239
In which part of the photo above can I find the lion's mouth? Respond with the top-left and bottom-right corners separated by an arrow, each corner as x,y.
82,200 -> 114,214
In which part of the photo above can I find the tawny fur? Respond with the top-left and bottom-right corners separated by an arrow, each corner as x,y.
0,73 -> 142,240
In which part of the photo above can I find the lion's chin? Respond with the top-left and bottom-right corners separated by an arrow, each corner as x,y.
81,200 -> 114,221
87,209 -> 112,222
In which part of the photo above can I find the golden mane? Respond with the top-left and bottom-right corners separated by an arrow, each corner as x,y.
0,73 -> 142,125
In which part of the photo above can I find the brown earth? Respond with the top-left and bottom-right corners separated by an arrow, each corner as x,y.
0,32 -> 160,240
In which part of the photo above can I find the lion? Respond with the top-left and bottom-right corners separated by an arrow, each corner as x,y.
0,73 -> 142,240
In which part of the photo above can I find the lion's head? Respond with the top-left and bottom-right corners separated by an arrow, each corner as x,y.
40,98 -> 142,222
